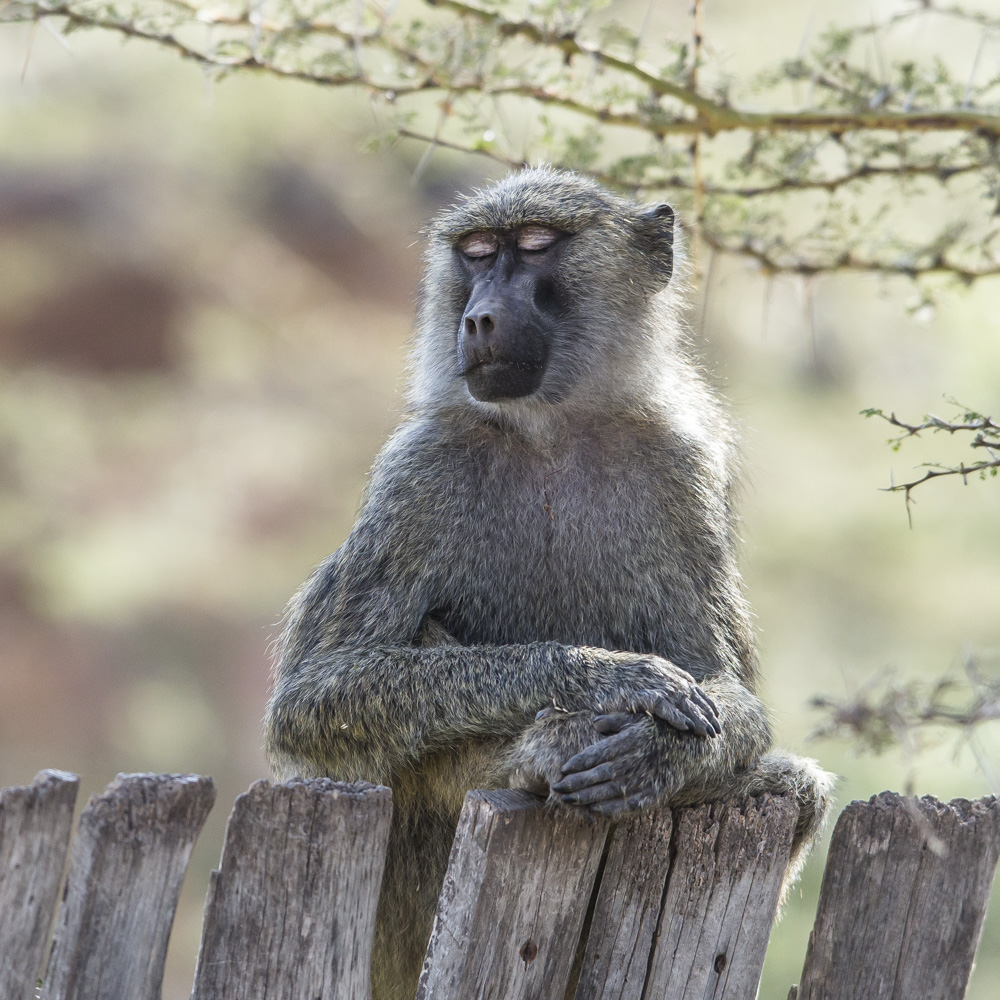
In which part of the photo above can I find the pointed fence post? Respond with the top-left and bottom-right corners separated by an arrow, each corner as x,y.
0,770 -> 79,999
794,792 -> 1000,1000
190,778 -> 392,1000
42,772 -> 215,1000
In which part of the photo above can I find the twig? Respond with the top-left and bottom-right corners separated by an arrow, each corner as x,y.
862,405 -> 1000,514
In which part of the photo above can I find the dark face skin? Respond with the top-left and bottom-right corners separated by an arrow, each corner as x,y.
454,224 -> 566,402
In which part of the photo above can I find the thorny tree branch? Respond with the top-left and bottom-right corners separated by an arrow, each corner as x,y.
854,2 -> 1000,36
15,0 -> 1000,138
869,409 -> 1000,440
703,233 -> 1000,281
426,0 -> 1000,139
3,0 -> 1000,281
863,405 -> 1000,517
397,126 -> 996,197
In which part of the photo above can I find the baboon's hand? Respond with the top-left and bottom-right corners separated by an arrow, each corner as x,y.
550,713 -> 682,818
556,651 -> 721,737
617,683 -> 720,737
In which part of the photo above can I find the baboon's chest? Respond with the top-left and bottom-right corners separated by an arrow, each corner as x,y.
435,453 -> 685,651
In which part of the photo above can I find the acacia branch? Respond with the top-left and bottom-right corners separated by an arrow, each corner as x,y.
427,0 -> 722,117
887,459 -> 1000,501
862,406 -> 1000,517
7,0 -> 1000,282
811,660 -> 1000,755
854,2 -> 1000,36
430,0 -> 1000,137
396,127 -> 527,169
702,231 -> 1000,281
12,2 -> 1000,139
866,409 -> 1000,441
377,129 -> 998,199
710,158 -> 994,197
9,2 -> 371,84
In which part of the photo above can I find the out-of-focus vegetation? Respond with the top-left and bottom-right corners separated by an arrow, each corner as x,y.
0,2 -> 997,998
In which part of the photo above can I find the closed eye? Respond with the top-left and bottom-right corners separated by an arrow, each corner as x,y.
457,231 -> 498,258
517,225 -> 561,252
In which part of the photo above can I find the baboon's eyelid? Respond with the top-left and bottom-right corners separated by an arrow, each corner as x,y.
458,232 -> 499,258
517,225 -> 561,250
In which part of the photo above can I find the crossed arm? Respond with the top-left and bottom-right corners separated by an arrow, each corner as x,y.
264,535 -> 769,806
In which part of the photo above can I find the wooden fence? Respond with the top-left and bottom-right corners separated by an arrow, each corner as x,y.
1,770 -> 998,1000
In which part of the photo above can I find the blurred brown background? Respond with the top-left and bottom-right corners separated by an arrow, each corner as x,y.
1,3 -> 998,997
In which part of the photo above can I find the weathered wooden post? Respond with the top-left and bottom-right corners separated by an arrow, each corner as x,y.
0,770 -> 79,999
190,778 -> 392,1000
5,768 -> 998,1000
416,791 -> 799,1000
576,795 -> 798,1000
41,772 -> 215,1000
793,792 -> 1000,1000
416,789 -> 610,1000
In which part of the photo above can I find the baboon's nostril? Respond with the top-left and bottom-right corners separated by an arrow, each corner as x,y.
465,313 -> 496,336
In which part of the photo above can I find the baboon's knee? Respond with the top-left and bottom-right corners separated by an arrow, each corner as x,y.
505,711 -> 600,796
743,750 -> 836,898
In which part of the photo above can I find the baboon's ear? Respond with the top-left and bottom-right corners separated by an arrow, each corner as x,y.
638,202 -> 675,287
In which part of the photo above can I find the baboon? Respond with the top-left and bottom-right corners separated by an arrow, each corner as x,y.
265,167 -> 834,1000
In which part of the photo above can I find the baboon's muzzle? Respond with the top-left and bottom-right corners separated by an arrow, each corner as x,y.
459,282 -> 552,401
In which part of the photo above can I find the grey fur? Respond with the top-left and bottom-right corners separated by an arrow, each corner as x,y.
265,167 -> 834,1000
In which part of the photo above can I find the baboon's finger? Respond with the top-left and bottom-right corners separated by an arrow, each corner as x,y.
560,732 -> 630,774
650,697 -> 692,732
552,761 -> 619,794
594,712 -> 634,734
559,779 -> 629,805
675,695 -> 717,737
690,690 -> 722,732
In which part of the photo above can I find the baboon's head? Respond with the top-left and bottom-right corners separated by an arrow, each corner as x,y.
410,167 -> 682,416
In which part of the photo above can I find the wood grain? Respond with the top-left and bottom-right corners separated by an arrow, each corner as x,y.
641,795 -> 798,1000
42,772 -> 215,1000
0,770 -> 79,999
796,792 -> 1000,1000
417,789 -> 609,1000
572,806 -> 674,1000
190,778 -> 392,1000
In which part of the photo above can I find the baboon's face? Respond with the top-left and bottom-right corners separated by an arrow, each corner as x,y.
453,224 -> 568,402
420,169 -> 677,411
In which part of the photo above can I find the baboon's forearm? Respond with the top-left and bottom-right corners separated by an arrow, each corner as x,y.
264,640 -> 725,777
266,641 -> 591,775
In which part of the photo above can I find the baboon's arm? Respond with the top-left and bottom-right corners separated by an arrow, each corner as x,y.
265,542 -> 719,781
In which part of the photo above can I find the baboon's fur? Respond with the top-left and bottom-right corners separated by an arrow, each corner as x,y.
265,168 -> 834,1000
